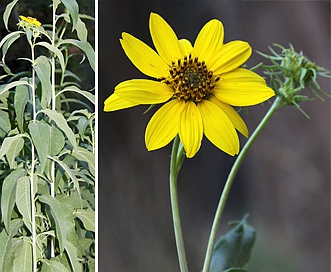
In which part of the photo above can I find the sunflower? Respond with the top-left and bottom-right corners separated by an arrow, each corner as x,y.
19,15 -> 42,27
104,13 -> 275,158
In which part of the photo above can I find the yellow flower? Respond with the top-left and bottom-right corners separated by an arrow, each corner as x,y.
104,13 -> 275,158
19,15 -> 42,27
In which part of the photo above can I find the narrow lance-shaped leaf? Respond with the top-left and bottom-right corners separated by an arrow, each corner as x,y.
58,39 -> 95,71
38,195 -> 76,253
15,177 -> 32,233
5,135 -> 25,169
12,237 -> 33,272
1,169 -> 26,231
61,0 -> 79,28
64,241 -> 83,272
3,0 -> 19,31
72,146 -> 95,176
35,42 -> 66,73
33,56 -> 52,108
41,109 -> 77,149
210,214 -> 256,272
74,207 -> 95,231
14,81 -> 31,132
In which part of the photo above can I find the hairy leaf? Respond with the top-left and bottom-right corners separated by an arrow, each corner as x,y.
59,39 -> 95,71
34,56 -> 52,108
61,0 -> 79,28
12,237 -> 33,272
0,134 -> 25,167
1,169 -> 26,231
64,241 -> 83,271
41,109 -> 77,148
14,81 -> 30,132
35,42 -> 66,73
74,207 -> 95,231
210,215 -> 256,272
39,195 -> 75,253
3,0 -> 19,31
57,85 -> 95,104
40,258 -> 70,272
72,146 -> 95,176
15,177 -> 32,232
0,109 -> 11,137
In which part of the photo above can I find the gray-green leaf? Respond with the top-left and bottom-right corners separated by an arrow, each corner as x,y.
74,207 -> 95,231
15,177 -> 32,232
72,146 -> 95,176
1,169 -> 26,231
34,56 -> 52,108
40,258 -> 70,272
210,215 -> 256,272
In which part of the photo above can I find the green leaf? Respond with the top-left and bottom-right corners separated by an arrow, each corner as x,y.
34,56 -> 52,108
74,207 -> 95,231
0,31 -> 24,74
5,135 -> 25,169
48,156 -> 82,205
210,215 -> 256,272
64,241 -> 83,271
49,125 -> 66,156
15,177 -> 32,232
29,121 -> 50,172
14,80 -> 31,132
40,258 -> 70,272
72,146 -> 95,176
0,109 -> 11,137
41,109 -> 77,149
35,42 -> 66,73
3,0 -> 19,31
61,0 -> 79,28
57,85 -> 95,104
1,169 -> 26,231
0,80 -> 31,95
0,219 -> 22,272
59,39 -> 95,71
12,237 -> 33,272
76,17 -> 87,42
39,195 -> 75,253
0,134 -> 25,166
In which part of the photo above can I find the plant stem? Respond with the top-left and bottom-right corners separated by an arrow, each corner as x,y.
30,40 -> 37,272
50,1 -> 56,258
170,135 -> 188,272
202,97 -> 282,272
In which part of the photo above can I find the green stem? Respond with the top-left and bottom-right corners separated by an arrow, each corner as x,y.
202,97 -> 282,272
170,135 -> 188,272
30,40 -> 37,272
50,1 -> 56,258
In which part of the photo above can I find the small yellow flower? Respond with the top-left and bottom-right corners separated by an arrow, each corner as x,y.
104,13 -> 275,158
19,15 -> 42,27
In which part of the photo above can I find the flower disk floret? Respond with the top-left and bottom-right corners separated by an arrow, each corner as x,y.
104,12 -> 275,158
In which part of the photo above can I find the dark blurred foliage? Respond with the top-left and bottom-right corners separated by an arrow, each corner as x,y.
98,1 -> 330,271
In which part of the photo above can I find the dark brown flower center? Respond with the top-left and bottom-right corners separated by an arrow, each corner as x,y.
162,54 -> 219,103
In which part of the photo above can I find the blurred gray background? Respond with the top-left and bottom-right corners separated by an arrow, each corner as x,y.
98,1 -> 330,271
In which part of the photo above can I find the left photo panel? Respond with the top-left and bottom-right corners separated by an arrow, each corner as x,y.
0,0 -> 95,271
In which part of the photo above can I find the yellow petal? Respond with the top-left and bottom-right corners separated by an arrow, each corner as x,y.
145,100 -> 184,151
104,93 -> 139,112
210,41 -> 252,74
213,81 -> 275,106
115,79 -> 173,104
149,13 -> 182,64
209,96 -> 248,137
121,33 -> 169,78
198,100 -> 239,155
220,68 -> 266,84
179,39 -> 193,56
193,19 -> 224,66
179,101 -> 203,158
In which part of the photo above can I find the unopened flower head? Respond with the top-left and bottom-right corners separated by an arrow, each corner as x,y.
104,13 -> 275,158
259,44 -> 330,117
